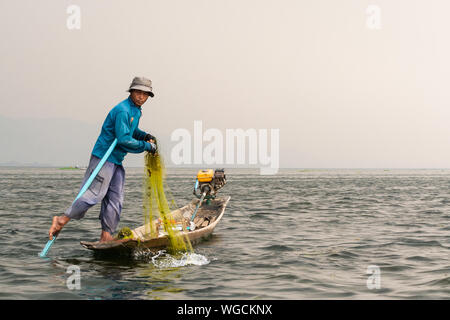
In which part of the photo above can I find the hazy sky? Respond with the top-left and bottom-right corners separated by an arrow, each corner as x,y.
1,0 -> 450,168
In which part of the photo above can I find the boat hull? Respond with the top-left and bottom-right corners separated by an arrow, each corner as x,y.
80,196 -> 230,255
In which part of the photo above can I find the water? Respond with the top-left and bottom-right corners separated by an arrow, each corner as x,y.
0,167 -> 449,299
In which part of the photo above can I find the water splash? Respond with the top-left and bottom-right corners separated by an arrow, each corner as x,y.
149,250 -> 210,268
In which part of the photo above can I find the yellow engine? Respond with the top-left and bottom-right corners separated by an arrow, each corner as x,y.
196,169 -> 214,182
193,169 -> 226,199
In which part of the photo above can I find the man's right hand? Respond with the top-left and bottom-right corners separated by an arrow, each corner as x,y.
149,141 -> 157,155
144,133 -> 156,143
49,215 -> 70,240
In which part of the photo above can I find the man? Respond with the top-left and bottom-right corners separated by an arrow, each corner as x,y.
48,76 -> 157,242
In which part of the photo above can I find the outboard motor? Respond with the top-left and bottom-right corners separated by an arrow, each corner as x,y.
193,169 -> 227,201
188,169 -> 227,231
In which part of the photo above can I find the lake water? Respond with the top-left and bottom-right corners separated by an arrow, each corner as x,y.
0,167 -> 449,299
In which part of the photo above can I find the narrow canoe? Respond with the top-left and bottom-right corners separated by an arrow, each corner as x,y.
80,196 -> 230,255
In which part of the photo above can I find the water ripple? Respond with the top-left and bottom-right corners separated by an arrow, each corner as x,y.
1,168 -> 450,299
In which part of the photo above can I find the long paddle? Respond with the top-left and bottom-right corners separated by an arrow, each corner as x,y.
39,139 -> 118,257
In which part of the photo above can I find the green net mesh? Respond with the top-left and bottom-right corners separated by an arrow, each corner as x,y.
143,152 -> 192,254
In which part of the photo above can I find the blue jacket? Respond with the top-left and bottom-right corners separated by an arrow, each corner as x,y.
92,96 -> 153,165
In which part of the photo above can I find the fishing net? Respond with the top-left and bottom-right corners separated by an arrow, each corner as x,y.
143,152 -> 192,254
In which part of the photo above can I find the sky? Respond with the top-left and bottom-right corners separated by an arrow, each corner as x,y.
1,0 -> 450,168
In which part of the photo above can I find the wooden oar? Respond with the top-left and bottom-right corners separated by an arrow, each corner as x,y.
39,139 -> 118,257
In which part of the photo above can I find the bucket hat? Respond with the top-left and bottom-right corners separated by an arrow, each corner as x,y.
128,77 -> 154,97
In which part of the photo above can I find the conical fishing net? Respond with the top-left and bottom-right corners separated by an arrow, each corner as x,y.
142,152 -> 192,254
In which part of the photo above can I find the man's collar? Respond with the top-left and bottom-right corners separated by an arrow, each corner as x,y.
127,96 -> 142,110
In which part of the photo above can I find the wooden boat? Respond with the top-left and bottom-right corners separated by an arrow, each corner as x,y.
80,196 -> 230,255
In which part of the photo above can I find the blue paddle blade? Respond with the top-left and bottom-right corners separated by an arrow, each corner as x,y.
39,138 -> 118,258
39,237 -> 56,257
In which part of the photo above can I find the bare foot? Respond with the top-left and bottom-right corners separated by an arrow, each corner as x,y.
49,215 -> 70,240
99,231 -> 115,242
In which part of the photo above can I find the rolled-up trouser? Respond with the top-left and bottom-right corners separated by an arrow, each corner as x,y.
64,155 -> 125,235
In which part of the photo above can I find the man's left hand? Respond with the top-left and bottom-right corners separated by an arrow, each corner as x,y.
144,133 -> 156,143
149,142 -> 157,155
